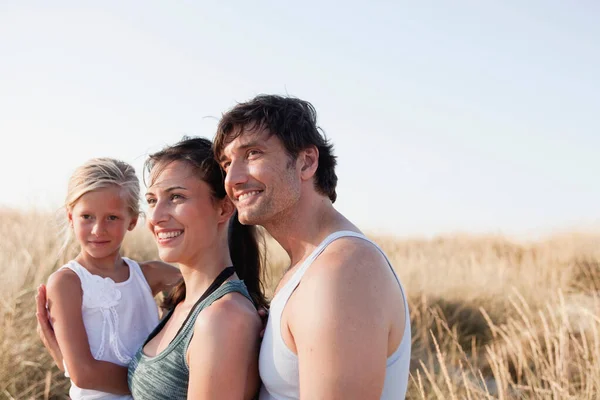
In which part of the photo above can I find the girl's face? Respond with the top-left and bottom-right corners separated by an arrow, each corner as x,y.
145,161 -> 231,266
69,185 -> 137,261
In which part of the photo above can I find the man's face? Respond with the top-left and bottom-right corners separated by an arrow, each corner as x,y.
219,128 -> 301,225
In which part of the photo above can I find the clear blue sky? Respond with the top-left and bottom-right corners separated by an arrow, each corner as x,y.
1,1 -> 598,237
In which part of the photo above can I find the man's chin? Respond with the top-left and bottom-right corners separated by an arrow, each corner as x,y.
237,211 -> 262,226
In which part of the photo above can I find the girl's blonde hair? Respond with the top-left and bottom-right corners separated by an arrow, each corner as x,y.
65,157 -> 141,215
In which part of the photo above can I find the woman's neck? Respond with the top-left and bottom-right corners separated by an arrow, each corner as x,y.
177,240 -> 233,306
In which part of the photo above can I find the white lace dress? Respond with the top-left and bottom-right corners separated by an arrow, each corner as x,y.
58,258 -> 160,400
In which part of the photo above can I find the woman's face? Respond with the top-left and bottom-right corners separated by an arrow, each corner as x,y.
145,160 -> 226,266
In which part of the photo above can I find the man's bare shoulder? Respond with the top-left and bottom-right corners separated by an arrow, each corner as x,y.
302,236 -> 392,287
289,235 -> 406,360
288,236 -> 400,353
287,236 -> 400,324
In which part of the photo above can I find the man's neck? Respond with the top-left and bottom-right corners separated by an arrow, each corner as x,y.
264,194 -> 359,267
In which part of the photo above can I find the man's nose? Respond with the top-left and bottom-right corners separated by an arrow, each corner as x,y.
224,159 -> 249,190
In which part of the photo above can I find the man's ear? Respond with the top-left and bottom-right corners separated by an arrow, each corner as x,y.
128,214 -> 139,231
299,145 -> 319,181
218,197 -> 236,224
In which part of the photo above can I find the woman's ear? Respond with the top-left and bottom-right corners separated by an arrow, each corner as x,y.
218,196 -> 235,224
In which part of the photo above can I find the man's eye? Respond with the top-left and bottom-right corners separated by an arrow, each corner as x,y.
248,150 -> 261,158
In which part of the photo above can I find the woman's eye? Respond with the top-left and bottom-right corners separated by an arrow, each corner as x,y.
171,194 -> 183,201
146,198 -> 156,206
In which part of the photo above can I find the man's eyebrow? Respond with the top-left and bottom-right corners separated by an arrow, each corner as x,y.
219,140 -> 263,163
238,140 -> 262,150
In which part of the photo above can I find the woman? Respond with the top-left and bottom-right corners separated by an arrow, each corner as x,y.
36,137 -> 266,399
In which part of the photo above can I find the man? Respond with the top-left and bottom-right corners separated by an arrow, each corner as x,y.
214,95 -> 411,399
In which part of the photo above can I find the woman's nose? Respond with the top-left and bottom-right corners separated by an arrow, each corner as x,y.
147,199 -> 169,227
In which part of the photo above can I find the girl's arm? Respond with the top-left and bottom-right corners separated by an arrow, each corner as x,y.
186,293 -> 261,400
45,270 -> 130,394
139,261 -> 182,296
36,284 -> 64,372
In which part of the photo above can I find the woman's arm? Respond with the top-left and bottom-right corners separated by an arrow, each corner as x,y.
139,261 -> 182,296
45,270 -> 130,394
186,293 -> 261,400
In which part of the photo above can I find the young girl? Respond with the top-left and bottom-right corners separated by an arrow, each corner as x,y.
45,157 -> 181,399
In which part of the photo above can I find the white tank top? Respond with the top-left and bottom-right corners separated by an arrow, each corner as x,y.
259,231 -> 411,399
58,257 -> 160,400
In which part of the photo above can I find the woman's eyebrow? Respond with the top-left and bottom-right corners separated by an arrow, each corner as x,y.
165,186 -> 188,192
146,186 -> 188,196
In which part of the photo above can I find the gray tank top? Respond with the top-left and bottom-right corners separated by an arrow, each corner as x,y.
127,280 -> 252,400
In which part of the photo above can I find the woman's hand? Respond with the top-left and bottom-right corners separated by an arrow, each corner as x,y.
35,284 -> 65,372
258,306 -> 269,338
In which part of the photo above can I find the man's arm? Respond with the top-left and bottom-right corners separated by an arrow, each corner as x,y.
45,270 -> 130,394
291,239 -> 399,399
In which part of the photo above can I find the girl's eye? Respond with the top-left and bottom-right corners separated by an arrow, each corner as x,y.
82,214 -> 92,220
108,215 -> 119,221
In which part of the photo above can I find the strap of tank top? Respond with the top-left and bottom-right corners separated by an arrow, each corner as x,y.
172,266 -> 235,339
283,231 -> 368,295
279,231 -> 408,317
179,280 -> 252,356
124,257 -> 153,293
122,257 -> 138,281
60,261 -> 89,285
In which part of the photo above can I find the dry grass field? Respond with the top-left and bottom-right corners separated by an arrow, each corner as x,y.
1,209 -> 599,399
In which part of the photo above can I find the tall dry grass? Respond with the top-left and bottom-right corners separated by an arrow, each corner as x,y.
1,209 -> 599,399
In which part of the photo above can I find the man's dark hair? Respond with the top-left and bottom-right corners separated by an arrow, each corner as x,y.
213,94 -> 338,202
